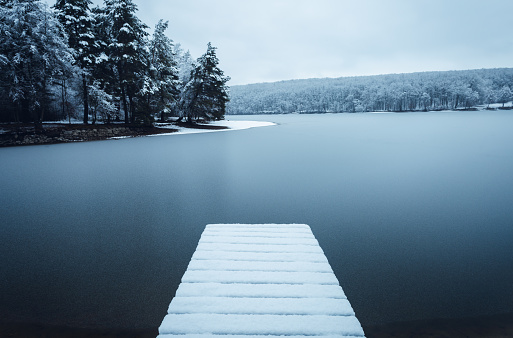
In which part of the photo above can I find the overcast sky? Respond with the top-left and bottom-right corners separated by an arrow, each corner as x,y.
93,0 -> 513,85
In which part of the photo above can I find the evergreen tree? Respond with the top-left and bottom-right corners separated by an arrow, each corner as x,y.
141,19 -> 179,123
104,0 -> 148,124
54,0 -> 96,124
89,5 -> 119,121
174,43 -> 195,121
174,43 -> 195,85
0,0 -> 75,125
182,43 -> 229,122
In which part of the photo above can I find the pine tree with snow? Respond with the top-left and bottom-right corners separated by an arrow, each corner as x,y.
174,43 -> 195,86
173,43 -> 196,121
104,0 -> 148,124
54,0 -> 96,124
141,19 -> 179,123
181,43 -> 229,122
0,0 -> 75,124
88,5 -> 119,121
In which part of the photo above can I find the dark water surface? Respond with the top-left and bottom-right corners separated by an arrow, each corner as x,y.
1,111 -> 513,330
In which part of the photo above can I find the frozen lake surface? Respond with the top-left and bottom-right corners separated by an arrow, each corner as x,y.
1,111 -> 513,330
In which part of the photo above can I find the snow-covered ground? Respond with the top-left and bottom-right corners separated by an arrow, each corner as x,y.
153,119 -> 275,136
485,101 -> 513,108
40,118 -> 275,133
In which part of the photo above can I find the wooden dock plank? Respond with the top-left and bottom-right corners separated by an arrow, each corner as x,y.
195,242 -> 324,253
174,282 -> 348,299
160,313 -> 364,336
181,270 -> 340,284
167,296 -> 356,316
187,259 -> 333,272
191,250 -> 329,262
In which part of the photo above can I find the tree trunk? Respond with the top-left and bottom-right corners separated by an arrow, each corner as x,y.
61,78 -> 66,119
39,75 -> 47,123
129,93 -> 135,124
121,85 -> 129,124
83,75 -> 89,124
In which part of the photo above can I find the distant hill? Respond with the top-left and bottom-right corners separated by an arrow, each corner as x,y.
226,68 -> 513,114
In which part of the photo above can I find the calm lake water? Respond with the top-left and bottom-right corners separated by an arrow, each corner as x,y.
1,111 -> 513,330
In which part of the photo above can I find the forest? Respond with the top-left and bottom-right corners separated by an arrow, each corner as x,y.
3,1 -> 513,127
227,68 -> 513,115
0,0 -> 230,126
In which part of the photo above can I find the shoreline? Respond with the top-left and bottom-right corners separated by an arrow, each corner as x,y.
2,313 -> 512,338
152,119 -> 276,136
0,120 -> 276,147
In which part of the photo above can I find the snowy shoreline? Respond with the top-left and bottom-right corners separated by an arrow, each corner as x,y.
0,120 -> 276,147
151,120 -> 276,137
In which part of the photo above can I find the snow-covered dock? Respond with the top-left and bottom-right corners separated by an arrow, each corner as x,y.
158,224 -> 365,337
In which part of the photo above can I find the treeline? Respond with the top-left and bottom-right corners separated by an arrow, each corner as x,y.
0,0 -> 229,125
227,68 -> 513,115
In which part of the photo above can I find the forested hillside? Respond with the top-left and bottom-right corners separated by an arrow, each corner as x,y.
227,68 -> 513,115
0,0 -> 229,125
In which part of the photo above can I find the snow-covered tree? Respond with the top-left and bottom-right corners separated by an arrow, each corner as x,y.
174,43 -> 195,85
173,43 -> 195,120
88,80 -> 116,123
140,19 -> 179,123
421,92 -> 431,110
54,0 -> 96,124
87,5 -> 120,121
483,86 -> 496,108
181,43 -> 229,122
104,0 -> 148,124
0,0 -> 75,124
497,85 -> 512,107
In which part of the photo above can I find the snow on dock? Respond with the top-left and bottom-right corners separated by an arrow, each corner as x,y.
158,224 -> 365,337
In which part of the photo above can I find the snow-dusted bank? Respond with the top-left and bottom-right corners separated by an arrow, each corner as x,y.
0,120 -> 275,147
153,120 -> 276,137
158,224 -> 365,337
